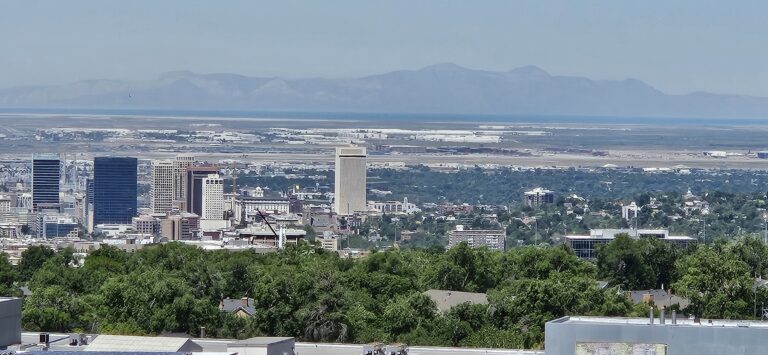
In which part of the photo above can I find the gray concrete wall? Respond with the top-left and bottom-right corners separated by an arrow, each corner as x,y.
0,298 -> 22,348
546,317 -> 768,355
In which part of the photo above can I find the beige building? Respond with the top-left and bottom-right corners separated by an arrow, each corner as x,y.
447,225 -> 505,251
334,146 -> 367,215
319,235 -> 340,251
151,160 -> 174,214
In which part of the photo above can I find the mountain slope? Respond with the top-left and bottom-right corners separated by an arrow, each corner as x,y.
1,64 -> 767,118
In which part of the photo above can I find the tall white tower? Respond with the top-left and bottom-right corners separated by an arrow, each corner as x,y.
334,146 -> 367,215
151,160 -> 174,214
201,174 -> 224,220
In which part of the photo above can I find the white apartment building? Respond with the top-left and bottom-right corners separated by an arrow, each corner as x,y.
151,160 -> 174,214
447,225 -> 505,251
334,146 -> 367,215
201,174 -> 224,220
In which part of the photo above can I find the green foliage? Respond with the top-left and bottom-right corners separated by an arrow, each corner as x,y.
12,233 -> 768,349
18,245 -> 55,281
673,244 -> 754,319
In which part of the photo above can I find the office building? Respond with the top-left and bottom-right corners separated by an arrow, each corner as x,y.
160,212 -> 199,241
32,153 -> 60,211
35,213 -> 79,238
201,174 -> 224,220
186,166 -> 219,216
173,154 -> 195,202
132,215 -> 160,236
565,229 -> 696,259
234,197 -> 290,223
447,225 -> 505,251
150,160 -> 174,214
334,146 -> 367,215
546,315 -> 768,355
93,157 -> 138,225
524,187 -> 555,207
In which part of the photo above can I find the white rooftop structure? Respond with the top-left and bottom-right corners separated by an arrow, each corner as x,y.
85,334 -> 203,352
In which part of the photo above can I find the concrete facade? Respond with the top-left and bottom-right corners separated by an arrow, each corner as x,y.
0,298 -> 22,349
334,146 -> 367,215
201,174 -> 224,220
546,316 -> 768,355
151,160 -> 174,214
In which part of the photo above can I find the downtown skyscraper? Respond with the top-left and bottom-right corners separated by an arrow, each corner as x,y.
334,146 -> 367,215
151,160 -> 174,214
32,153 -> 61,211
93,157 -> 138,225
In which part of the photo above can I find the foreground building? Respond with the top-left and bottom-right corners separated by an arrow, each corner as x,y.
546,315 -> 768,355
334,146 -> 367,215
0,298 -> 21,349
565,229 -> 696,259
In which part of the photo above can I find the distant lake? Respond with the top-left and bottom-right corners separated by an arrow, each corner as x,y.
3,107 -> 768,126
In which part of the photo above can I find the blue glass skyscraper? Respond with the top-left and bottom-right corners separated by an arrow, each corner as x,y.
32,153 -> 61,211
93,157 -> 137,225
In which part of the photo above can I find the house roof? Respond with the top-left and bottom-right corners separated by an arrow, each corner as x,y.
220,298 -> 256,315
85,335 -> 202,352
423,289 -> 488,312
627,289 -> 690,309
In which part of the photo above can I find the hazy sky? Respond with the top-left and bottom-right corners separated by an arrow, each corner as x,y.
2,0 -> 768,96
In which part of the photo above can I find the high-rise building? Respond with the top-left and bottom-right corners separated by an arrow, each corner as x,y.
173,155 -> 195,202
186,166 -> 219,216
201,174 -> 224,220
32,153 -> 61,211
151,160 -> 174,214
334,146 -> 367,215
93,157 -> 138,225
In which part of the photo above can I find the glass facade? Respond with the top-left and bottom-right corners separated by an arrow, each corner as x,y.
93,157 -> 137,225
32,154 -> 61,211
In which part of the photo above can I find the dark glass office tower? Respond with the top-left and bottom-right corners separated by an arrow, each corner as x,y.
32,154 -> 61,211
185,166 -> 219,215
93,157 -> 137,225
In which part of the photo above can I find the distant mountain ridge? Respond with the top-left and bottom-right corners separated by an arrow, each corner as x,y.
2,63 -> 768,118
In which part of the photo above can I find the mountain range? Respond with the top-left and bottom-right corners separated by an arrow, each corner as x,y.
2,63 -> 768,118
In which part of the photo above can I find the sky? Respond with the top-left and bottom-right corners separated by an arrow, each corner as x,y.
2,0 -> 768,96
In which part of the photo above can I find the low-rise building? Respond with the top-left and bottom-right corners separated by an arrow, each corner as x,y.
524,187 -> 555,207
565,229 -> 696,259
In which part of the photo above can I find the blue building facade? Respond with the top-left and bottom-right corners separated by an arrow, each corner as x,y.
93,157 -> 137,225
32,154 -> 61,211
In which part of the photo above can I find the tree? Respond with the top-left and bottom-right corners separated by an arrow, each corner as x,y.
673,244 -> 753,319
0,253 -> 17,296
597,234 -> 657,289
18,245 -> 55,281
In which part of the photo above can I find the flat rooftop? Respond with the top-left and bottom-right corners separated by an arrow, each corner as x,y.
555,316 -> 768,329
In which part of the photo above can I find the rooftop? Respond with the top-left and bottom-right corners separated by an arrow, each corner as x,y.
84,335 -> 202,352
553,316 -> 768,329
